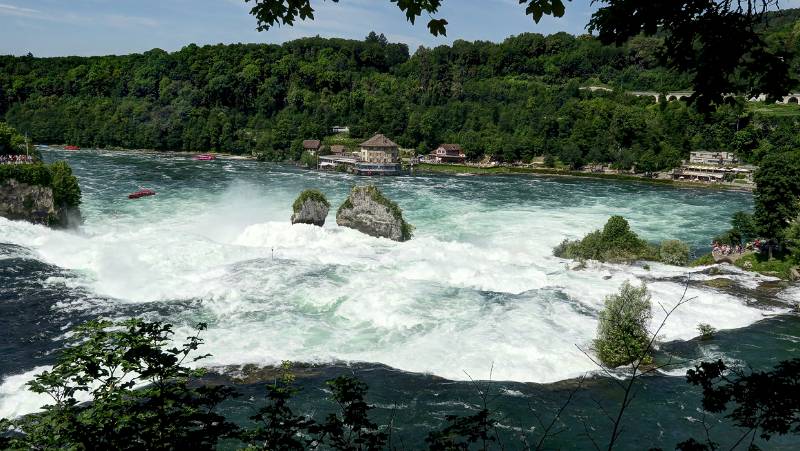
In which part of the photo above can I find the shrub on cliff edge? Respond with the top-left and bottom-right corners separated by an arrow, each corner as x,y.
49,161 -> 82,207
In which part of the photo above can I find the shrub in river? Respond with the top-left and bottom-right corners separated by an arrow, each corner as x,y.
697,323 -> 716,340
595,282 -> 653,368
553,216 -> 654,263
660,240 -> 690,266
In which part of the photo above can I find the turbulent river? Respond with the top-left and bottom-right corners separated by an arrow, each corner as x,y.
1,149 -> 798,449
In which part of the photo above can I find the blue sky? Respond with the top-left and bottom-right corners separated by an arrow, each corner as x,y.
0,0 -> 599,57
4,1 -> 800,57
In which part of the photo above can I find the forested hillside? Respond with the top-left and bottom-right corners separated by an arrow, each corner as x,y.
2,16 -> 800,169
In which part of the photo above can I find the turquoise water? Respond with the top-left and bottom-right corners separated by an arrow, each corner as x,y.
0,149 -> 797,449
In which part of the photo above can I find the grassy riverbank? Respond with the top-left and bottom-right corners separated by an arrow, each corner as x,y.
736,252 -> 799,280
415,163 -> 752,192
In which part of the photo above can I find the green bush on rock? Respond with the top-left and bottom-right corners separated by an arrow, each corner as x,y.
291,189 -> 330,226
336,185 -> 413,242
292,189 -> 329,214
0,160 -> 82,227
595,282 -> 653,368
554,216 -> 655,263
0,162 -> 81,208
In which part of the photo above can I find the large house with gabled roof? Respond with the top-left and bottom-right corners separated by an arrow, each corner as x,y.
360,134 -> 399,164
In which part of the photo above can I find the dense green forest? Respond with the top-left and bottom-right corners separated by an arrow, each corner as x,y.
3,11 -> 800,169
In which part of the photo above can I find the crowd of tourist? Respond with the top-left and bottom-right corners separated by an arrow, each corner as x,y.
712,239 -> 762,256
0,154 -> 34,165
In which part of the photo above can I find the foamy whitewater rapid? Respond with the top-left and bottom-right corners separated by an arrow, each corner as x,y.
0,150 -> 794,419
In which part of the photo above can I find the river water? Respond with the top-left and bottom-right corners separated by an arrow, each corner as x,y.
0,149 -> 798,449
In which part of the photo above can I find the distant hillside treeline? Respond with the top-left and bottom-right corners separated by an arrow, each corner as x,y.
2,22 -> 800,168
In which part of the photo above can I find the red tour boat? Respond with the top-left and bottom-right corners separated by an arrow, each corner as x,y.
64,145 -> 80,150
128,188 -> 156,199
194,154 -> 216,161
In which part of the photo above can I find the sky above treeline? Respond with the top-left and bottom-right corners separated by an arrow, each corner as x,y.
0,0 -> 600,57
4,0 -> 800,57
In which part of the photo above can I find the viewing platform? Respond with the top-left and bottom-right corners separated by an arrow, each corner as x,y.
318,155 -> 402,175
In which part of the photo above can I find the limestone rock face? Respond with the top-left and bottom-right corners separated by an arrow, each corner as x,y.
0,179 -> 80,227
336,186 -> 412,242
291,190 -> 330,226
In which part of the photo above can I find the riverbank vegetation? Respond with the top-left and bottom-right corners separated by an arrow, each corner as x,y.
0,122 -> 81,208
4,10 -> 800,168
705,163 -> 800,279
0,123 -> 81,210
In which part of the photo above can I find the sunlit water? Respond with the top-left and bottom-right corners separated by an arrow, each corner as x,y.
1,150 -> 798,449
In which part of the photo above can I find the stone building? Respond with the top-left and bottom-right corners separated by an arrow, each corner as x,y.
360,134 -> 398,163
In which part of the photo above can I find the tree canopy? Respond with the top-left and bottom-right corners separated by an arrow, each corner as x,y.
246,0 -> 797,105
0,121 -> 25,155
4,28 -> 800,168
753,150 -> 800,241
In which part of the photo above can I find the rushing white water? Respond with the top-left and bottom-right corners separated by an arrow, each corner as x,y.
0,151 -> 793,419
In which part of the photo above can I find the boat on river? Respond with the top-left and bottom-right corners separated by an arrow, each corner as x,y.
194,154 -> 216,161
64,145 -> 80,150
128,188 -> 156,199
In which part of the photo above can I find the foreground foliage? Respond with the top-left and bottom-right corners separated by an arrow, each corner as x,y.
679,358 -> 800,449
594,282 -> 653,368
1,320 -> 238,450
